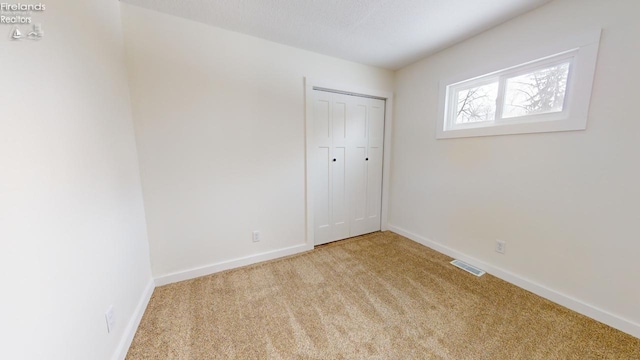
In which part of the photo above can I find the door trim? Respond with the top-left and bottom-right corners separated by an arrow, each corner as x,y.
304,77 -> 394,247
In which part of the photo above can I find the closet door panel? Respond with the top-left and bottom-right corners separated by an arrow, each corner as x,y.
312,90 -> 385,245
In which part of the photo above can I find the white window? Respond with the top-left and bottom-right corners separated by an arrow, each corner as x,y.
437,30 -> 601,139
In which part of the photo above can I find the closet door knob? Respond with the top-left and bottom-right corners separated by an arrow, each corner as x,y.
365,158 -> 369,161
333,158 -> 336,162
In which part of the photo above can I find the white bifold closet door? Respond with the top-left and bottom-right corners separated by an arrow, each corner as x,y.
311,89 -> 385,246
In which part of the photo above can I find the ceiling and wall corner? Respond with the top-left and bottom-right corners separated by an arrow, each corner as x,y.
119,0 -> 552,70
120,3 -> 394,282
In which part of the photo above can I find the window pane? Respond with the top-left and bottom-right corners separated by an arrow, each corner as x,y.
455,82 -> 498,124
503,62 -> 570,119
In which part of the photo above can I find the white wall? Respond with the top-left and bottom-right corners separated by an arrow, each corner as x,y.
390,0 -> 640,337
120,4 -> 394,281
0,1 -> 153,359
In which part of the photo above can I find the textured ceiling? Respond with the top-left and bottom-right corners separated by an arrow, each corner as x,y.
121,0 -> 551,70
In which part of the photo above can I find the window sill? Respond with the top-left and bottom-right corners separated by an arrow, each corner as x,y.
436,116 -> 587,139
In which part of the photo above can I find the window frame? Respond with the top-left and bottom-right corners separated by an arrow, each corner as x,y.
448,75 -> 501,128
436,29 -> 601,139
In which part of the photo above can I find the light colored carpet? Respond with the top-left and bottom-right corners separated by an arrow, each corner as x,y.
127,231 -> 640,359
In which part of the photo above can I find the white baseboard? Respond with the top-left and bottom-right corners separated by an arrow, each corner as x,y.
113,279 -> 155,360
387,224 -> 640,339
154,243 -> 314,286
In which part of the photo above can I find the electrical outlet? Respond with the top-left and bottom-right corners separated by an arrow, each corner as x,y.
105,305 -> 115,333
252,231 -> 260,242
495,240 -> 506,254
